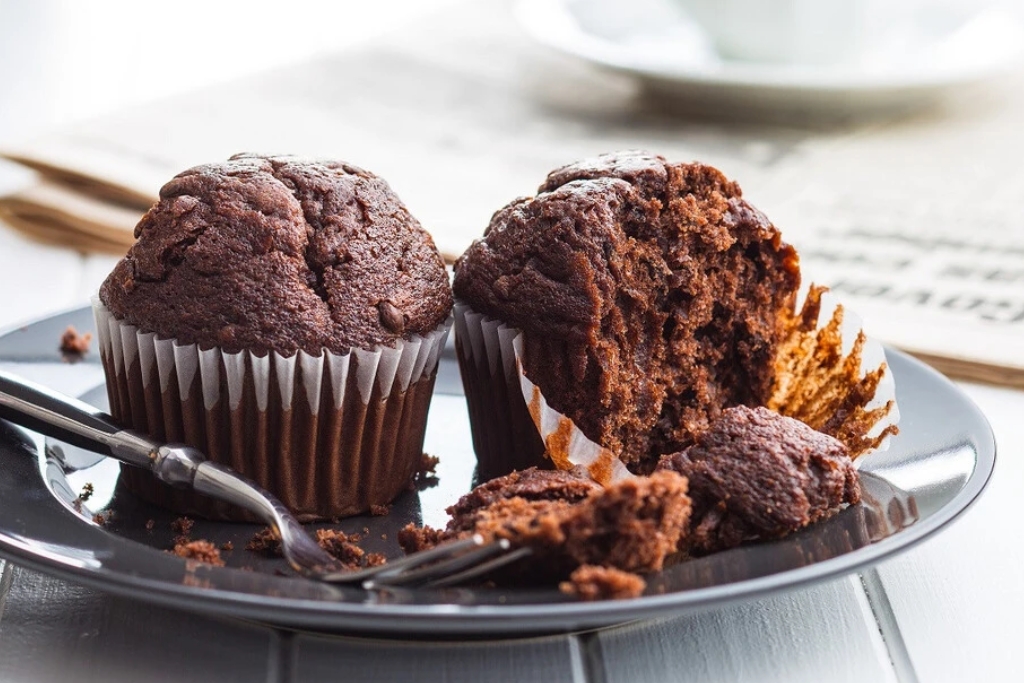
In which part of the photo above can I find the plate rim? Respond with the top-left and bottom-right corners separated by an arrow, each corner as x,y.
515,0 -> 1024,94
0,306 -> 997,635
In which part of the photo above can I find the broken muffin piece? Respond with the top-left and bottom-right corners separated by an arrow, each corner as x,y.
657,405 -> 860,555
399,468 -> 691,583
446,466 -> 602,530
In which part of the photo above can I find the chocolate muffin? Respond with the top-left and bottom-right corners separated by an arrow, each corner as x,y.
658,405 -> 860,555
94,153 -> 453,520
101,154 -> 450,352
454,151 -> 800,477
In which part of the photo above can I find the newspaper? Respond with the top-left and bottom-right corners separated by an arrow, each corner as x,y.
0,1 -> 1021,385
1,2 -> 818,258
756,91 -> 1024,387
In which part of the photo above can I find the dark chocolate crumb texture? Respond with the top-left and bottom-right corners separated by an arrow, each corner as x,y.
101,153 -> 452,355
454,151 -> 800,473
658,405 -> 860,555
399,467 -> 691,582
397,406 -> 860,593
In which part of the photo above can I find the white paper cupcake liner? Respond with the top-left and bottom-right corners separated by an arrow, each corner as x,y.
455,301 -> 632,486
93,296 -> 451,521
767,284 -> 900,463
455,285 -> 899,485
454,302 -> 546,480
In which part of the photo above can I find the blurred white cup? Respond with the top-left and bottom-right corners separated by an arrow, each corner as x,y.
675,0 -> 871,65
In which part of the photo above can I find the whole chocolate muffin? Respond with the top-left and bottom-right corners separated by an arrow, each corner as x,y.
454,151 -> 800,476
101,154 -> 451,354
95,153 -> 453,521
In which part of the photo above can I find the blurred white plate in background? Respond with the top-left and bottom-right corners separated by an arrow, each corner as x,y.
516,0 -> 1024,118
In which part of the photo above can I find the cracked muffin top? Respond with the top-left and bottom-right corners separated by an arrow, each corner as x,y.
100,154 -> 453,355
454,150 -> 800,472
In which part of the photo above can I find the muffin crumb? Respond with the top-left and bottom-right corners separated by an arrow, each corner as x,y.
78,482 -> 94,502
370,504 -> 391,516
412,453 -> 441,490
315,529 -> 365,568
418,453 -> 440,475
398,523 -> 445,554
59,326 -> 92,359
72,482 -> 95,513
246,527 -> 282,556
171,517 -> 194,544
172,540 -> 224,567
560,565 -> 646,601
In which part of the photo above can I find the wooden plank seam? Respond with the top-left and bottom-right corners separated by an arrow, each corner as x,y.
267,629 -> 298,683
860,569 -> 920,683
574,630 -> 610,683
0,559 -> 15,627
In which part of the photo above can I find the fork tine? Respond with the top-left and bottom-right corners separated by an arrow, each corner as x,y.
316,535 -> 485,583
424,546 -> 533,588
364,538 -> 514,589
317,534 -> 531,588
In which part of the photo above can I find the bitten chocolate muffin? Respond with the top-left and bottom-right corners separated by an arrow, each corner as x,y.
657,405 -> 860,555
454,151 -> 800,475
398,468 -> 691,584
95,153 -> 453,521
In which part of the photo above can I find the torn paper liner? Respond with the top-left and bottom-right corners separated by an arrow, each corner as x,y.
455,302 -> 632,487
768,285 -> 900,462
93,297 -> 451,521
455,287 -> 900,488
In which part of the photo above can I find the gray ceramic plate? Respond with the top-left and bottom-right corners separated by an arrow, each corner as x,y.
0,307 -> 995,636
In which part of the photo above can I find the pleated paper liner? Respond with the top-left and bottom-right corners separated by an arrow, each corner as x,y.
767,285 -> 900,460
93,297 -> 451,521
455,285 -> 900,487
454,302 -> 546,481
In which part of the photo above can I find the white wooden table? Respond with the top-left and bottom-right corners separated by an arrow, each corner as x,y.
2,2 -> 1023,681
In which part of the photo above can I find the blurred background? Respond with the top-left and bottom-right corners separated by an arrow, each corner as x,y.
0,1 -> 463,145
1,0 -> 1015,143
1,0 -> 1022,385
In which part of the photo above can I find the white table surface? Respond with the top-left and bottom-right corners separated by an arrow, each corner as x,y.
1,2 -> 1022,682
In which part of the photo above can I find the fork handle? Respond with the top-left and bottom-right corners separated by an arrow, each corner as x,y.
0,371 -> 298,540
0,369 -> 158,465
0,370 -> 206,486
192,460 -> 282,522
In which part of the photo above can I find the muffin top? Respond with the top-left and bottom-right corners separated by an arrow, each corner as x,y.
100,154 -> 452,355
454,150 -> 800,472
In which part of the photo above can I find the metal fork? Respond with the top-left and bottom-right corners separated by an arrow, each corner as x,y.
0,370 -> 530,588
